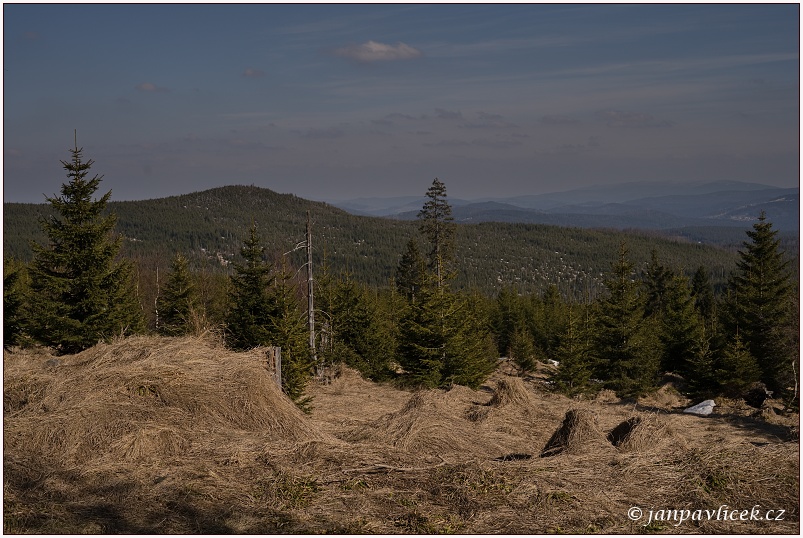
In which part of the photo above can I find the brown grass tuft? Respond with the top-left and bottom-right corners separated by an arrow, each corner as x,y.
638,383 -> 690,410
540,408 -> 607,457
607,413 -> 671,452
347,389 -> 499,459
487,377 -> 534,408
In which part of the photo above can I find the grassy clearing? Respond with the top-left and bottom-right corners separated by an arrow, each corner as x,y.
4,336 -> 799,533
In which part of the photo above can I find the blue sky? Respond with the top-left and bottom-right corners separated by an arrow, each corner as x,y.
4,3 -> 799,202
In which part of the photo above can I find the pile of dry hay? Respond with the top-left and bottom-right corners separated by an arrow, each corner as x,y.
4,335 -> 326,467
464,377 -> 565,455
540,408 -> 610,457
346,387 -> 500,459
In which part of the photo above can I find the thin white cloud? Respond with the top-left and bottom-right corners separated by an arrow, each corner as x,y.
333,40 -> 422,63
136,82 -> 170,93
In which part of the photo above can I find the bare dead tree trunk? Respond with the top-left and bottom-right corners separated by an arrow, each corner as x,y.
307,211 -> 318,374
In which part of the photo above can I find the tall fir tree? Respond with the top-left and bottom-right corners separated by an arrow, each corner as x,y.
28,139 -> 143,354
418,178 -> 455,289
156,253 -> 198,336
723,212 -> 795,393
396,178 -> 494,389
592,243 -> 661,397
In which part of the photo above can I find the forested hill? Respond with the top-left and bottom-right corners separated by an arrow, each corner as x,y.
2,184 -> 754,296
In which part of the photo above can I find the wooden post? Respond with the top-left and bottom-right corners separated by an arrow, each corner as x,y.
267,346 -> 282,390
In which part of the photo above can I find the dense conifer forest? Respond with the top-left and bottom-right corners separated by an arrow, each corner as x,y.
4,184 -> 761,296
4,150 -> 799,409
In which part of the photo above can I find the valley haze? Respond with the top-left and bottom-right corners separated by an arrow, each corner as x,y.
325,180 -> 799,233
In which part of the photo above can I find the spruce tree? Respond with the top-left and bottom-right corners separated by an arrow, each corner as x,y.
716,333 -> 762,396
418,178 -> 455,289
684,327 -> 719,398
552,301 -> 594,396
691,265 -> 716,328
28,139 -> 143,354
539,284 -> 568,358
660,275 -> 704,376
642,249 -> 674,319
592,243 -> 661,397
395,238 -> 427,303
396,275 -> 495,389
267,258 -> 313,409
724,212 -> 795,393
509,324 -> 537,374
156,253 -> 198,336
226,227 -> 312,407
396,275 -> 448,387
443,291 -> 496,388
396,178 -> 494,389
492,285 -> 525,357
226,225 -> 275,350
4,259 -> 29,349
324,272 -> 395,380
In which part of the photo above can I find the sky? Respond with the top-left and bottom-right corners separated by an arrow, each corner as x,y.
3,3 -> 800,203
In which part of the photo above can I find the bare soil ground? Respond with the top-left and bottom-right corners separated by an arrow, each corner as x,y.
4,336 -> 799,534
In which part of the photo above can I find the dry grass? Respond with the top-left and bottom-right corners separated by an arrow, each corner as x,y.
4,337 -> 799,534
346,388 -> 501,459
540,407 -> 611,457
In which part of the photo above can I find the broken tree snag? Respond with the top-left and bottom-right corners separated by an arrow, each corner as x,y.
266,346 -> 282,390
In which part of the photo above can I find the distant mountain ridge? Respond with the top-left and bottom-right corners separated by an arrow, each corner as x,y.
4,184 -> 760,296
331,181 -> 799,231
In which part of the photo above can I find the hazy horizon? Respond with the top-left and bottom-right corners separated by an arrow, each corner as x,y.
4,4 -> 799,203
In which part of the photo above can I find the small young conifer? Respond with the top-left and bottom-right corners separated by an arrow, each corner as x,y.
28,137 -> 143,353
